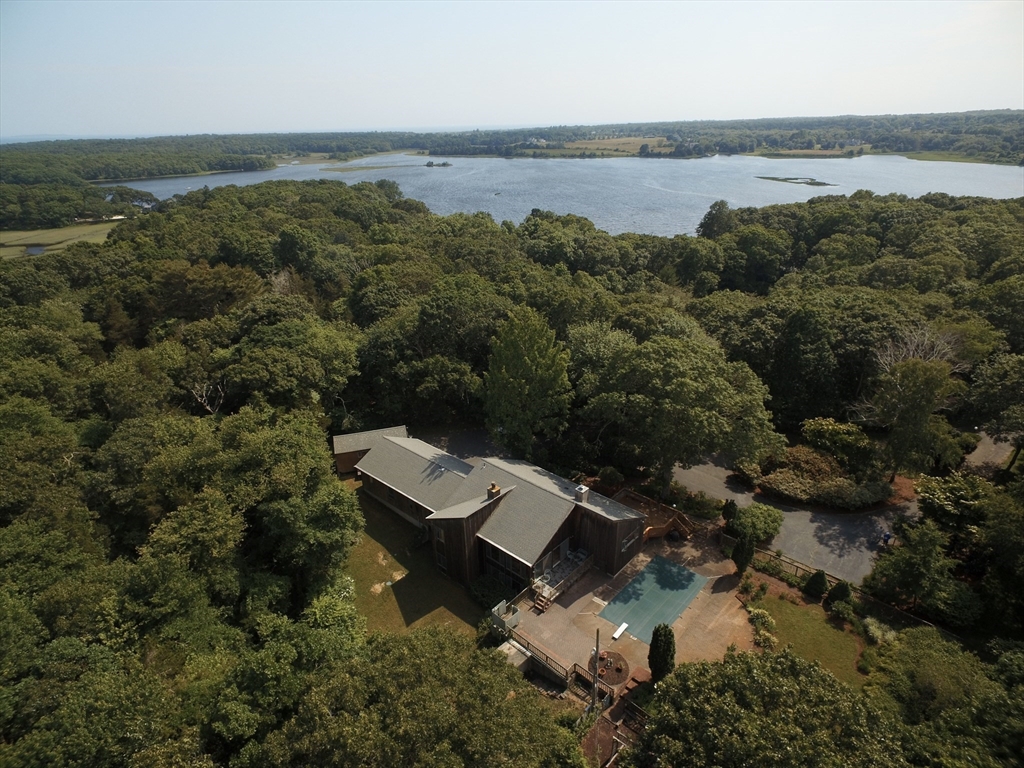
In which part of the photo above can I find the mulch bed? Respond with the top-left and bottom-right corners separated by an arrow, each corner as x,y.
591,649 -> 630,687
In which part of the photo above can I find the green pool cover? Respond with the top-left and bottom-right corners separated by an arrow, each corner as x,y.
599,555 -> 708,644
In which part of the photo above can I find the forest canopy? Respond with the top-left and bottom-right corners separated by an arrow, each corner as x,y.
1,176 -> 1022,765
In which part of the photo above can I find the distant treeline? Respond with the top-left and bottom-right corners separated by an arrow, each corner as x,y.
1,110 -> 1020,190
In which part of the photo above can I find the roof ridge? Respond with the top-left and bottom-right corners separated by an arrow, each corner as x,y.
474,457 -> 580,503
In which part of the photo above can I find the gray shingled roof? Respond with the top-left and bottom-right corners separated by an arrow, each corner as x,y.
355,437 -> 471,513
457,458 -> 642,564
427,486 -> 515,520
449,460 -> 575,565
358,441 -> 642,566
332,426 -> 408,455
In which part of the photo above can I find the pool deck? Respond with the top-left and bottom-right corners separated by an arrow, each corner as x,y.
514,536 -> 754,681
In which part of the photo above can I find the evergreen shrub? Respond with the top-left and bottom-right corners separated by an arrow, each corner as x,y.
803,569 -> 830,599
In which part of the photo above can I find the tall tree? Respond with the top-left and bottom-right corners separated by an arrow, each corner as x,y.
484,308 -> 572,458
862,359 -> 966,479
580,334 -> 782,486
648,623 -> 676,682
865,519 -> 979,626
261,628 -> 586,767
625,649 -> 910,768
696,200 -> 736,240
969,353 -> 1024,470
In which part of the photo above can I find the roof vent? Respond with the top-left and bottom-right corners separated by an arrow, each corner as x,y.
575,484 -> 590,503
487,482 -> 501,500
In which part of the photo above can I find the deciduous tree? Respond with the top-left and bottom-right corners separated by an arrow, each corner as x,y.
625,649 -> 910,768
484,308 -> 572,458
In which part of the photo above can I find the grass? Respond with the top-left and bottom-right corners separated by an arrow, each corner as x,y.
895,150 -> 998,164
324,163 -> 420,173
0,221 -> 118,259
344,483 -> 483,636
754,148 -> 857,159
753,595 -> 866,688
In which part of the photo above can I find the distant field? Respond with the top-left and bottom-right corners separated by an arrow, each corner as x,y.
271,152 -> 334,165
896,150 -> 996,164
344,482 -> 482,636
565,136 -> 668,153
0,221 -> 118,259
755,148 -> 854,158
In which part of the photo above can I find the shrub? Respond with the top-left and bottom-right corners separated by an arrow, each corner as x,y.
752,556 -> 804,588
753,628 -> 778,650
755,581 -> 769,600
682,490 -> 723,520
727,502 -> 784,543
826,580 -> 854,606
863,617 -> 899,646
803,570 -> 830,600
937,580 -> 983,628
598,465 -> 624,488
722,499 -> 739,522
858,646 -> 879,674
830,599 -> 856,625
757,443 -> 891,510
470,574 -> 513,609
739,573 -> 754,596
746,607 -> 776,633
801,417 -> 876,477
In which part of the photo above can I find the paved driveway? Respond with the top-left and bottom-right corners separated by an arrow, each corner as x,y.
673,458 -> 912,585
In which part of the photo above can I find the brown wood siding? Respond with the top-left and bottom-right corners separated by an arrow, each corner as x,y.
610,516 -> 646,574
429,500 -> 500,587
461,501 -> 498,584
360,475 -> 430,528
575,506 -> 645,575
335,449 -> 369,474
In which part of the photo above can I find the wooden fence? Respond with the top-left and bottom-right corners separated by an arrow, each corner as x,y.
720,532 -> 940,632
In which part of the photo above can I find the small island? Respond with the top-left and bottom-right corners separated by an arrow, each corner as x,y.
425,160 -> 452,167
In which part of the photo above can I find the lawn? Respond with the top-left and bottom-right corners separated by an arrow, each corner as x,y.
0,221 -> 118,259
344,484 -> 483,636
753,595 -> 866,688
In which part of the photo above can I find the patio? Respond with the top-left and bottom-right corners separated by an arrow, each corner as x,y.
512,535 -> 754,683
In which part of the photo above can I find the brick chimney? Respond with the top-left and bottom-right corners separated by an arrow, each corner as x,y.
487,482 -> 501,500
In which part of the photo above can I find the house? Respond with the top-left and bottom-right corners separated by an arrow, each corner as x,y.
342,431 -> 646,598
331,425 -> 409,474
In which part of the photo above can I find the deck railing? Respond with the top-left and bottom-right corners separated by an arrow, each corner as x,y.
572,662 -> 615,700
532,553 -> 594,602
509,629 -> 569,680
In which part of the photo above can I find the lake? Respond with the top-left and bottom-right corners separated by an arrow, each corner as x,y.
107,153 -> 1024,237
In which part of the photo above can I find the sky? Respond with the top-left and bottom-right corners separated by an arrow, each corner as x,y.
1,0 -> 1022,139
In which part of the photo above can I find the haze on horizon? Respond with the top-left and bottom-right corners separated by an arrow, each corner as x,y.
1,0 -> 1022,141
